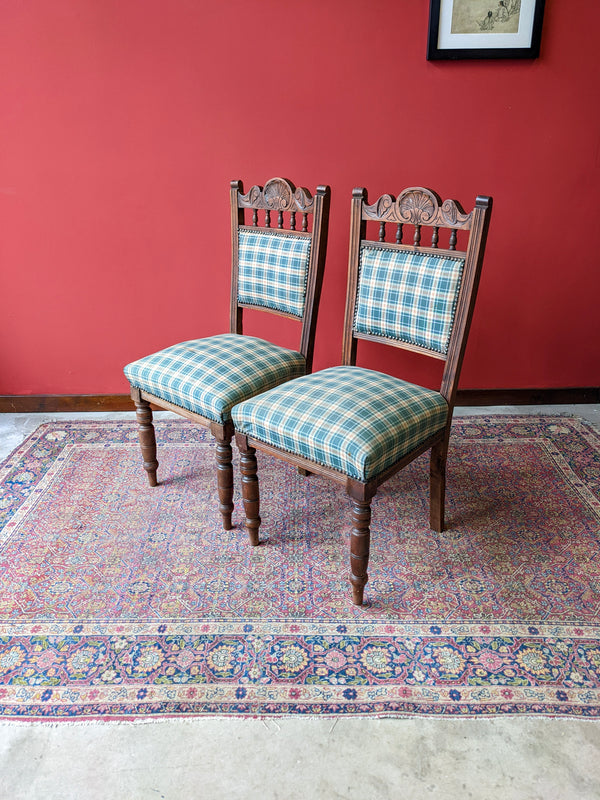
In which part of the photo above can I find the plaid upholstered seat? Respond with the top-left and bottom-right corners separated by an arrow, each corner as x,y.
232,366 -> 448,481
124,334 -> 305,423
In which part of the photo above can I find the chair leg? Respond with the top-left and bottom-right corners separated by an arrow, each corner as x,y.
430,439 -> 448,532
349,498 -> 371,606
214,432 -> 234,531
238,439 -> 261,546
132,391 -> 159,487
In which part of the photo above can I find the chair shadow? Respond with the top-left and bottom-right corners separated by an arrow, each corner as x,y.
154,469 -> 212,488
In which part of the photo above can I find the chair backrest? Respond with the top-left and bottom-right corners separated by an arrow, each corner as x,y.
230,177 -> 331,372
342,186 -> 492,405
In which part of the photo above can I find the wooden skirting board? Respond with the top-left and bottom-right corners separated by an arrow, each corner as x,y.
0,388 -> 599,414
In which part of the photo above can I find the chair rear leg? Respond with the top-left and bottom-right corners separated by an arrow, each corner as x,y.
430,439 -> 448,532
349,498 -> 371,606
132,389 -> 159,486
237,436 -> 261,546
214,432 -> 235,531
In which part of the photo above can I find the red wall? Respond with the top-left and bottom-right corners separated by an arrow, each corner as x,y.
1,0 -> 599,395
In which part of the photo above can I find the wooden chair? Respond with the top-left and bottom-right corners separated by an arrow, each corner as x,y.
124,177 -> 331,530
232,185 -> 492,604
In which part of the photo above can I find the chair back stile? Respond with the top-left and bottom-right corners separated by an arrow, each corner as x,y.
229,180 -> 245,336
440,195 -> 492,407
341,188 -> 366,368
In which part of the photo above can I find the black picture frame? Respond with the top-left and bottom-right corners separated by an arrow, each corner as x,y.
427,0 -> 545,60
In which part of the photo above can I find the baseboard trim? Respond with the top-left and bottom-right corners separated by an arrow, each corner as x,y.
1,388 -> 599,414
456,387 -> 600,407
0,395 -> 135,413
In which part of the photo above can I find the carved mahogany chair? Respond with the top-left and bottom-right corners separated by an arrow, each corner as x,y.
124,177 -> 330,530
232,186 -> 492,604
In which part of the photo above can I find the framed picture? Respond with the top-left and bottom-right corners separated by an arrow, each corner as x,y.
427,0 -> 545,60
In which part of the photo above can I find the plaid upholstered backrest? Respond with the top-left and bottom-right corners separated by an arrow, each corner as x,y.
343,187 -> 492,400
237,229 -> 312,318
230,178 -> 330,371
354,245 -> 465,355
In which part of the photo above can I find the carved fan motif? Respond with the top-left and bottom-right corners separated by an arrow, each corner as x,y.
263,178 -> 294,210
397,188 -> 437,225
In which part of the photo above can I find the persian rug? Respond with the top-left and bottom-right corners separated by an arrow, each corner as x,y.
0,416 -> 599,720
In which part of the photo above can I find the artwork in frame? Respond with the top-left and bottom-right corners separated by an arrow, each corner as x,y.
427,0 -> 545,60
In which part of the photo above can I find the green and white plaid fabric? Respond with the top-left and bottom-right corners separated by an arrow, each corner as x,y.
124,334 -> 306,423
237,229 -> 312,317
232,366 -> 448,481
354,245 -> 465,355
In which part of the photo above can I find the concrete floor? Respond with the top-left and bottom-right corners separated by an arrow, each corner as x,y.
1,407 -> 599,800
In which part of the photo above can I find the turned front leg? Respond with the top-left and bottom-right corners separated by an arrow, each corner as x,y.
349,498 -> 371,606
132,390 -> 159,486
237,436 -> 261,546
214,434 -> 234,531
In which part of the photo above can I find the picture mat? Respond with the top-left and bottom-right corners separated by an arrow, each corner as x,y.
438,0 -> 536,50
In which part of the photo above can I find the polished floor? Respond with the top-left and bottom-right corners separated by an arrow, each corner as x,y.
1,406 -> 599,800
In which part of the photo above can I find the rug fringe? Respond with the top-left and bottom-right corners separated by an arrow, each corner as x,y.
0,711 -> 598,727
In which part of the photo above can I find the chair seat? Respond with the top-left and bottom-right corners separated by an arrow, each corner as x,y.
232,366 -> 449,481
124,334 -> 306,424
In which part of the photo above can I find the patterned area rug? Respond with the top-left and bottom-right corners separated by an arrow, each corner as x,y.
0,416 -> 599,719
